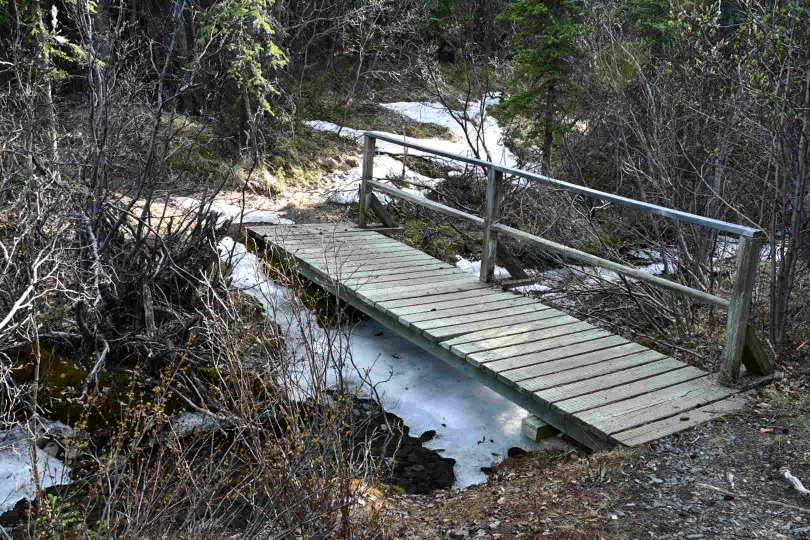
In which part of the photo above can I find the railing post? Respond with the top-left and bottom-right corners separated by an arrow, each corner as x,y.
359,134 -> 376,228
480,166 -> 503,283
720,232 -> 763,382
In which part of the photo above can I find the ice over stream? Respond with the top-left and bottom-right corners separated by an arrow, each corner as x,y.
218,236 -> 542,488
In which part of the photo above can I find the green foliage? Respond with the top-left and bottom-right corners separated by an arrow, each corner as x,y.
497,0 -> 591,153
499,0 -> 590,87
198,0 -> 288,115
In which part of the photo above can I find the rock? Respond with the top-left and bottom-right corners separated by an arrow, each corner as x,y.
449,529 -> 470,538
507,447 -> 527,458
489,520 -> 501,530
419,430 -> 437,442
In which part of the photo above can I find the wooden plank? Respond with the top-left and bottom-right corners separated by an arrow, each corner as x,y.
450,321 -> 594,357
275,236 -> 398,249
579,378 -> 737,436
398,297 -> 536,324
285,243 -> 413,256
721,235 -> 764,381
363,280 -> 490,304
468,328 -> 612,368
376,287 -> 505,310
340,262 -> 450,278
348,265 -> 462,280
528,352 -> 674,397
483,335 -> 630,374
440,315 -> 581,350
388,291 -> 526,317
412,303 -> 554,332
352,272 -> 473,291
273,230 -> 391,242
368,191 -> 400,228
277,236 -> 405,249
422,309 -> 568,341
301,250 -> 435,268
555,365 -> 706,414
341,268 -> 469,290
495,342 -> 648,384
613,395 -> 747,446
307,252 -> 438,270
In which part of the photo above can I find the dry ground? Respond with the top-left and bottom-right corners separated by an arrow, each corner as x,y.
380,373 -> 810,540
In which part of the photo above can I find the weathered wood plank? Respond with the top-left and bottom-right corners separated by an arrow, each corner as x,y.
422,309 -> 568,341
376,287 -> 504,310
352,272 -> 473,291
496,342 -> 648,384
344,268 -> 466,287
363,280 -> 490,304
307,252 -> 438,270
398,297 -> 536,325
286,243 -> 413,256
301,250 -> 435,268
580,378 -> 737,436
388,291 -> 526,318
483,335 -> 630,374
439,315 -> 581,350
465,328 -> 612,366
450,321 -> 594,357
528,353 -> 674,398
613,395 -> 747,446
556,366 -> 706,414
412,303 -> 554,332
340,262 -> 450,279
275,237 -> 399,250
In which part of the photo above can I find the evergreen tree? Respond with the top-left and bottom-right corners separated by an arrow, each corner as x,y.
498,0 -> 590,171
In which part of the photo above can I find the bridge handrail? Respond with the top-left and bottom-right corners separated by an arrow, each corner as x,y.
365,131 -> 762,238
358,132 -> 767,381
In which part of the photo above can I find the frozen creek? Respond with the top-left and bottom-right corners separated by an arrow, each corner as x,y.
221,237 -> 542,488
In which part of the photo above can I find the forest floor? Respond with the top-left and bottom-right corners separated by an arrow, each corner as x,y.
381,370 -> 810,540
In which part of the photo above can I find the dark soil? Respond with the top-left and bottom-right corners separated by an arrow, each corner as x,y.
354,397 -> 456,494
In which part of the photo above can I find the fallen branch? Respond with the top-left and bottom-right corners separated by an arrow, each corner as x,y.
782,468 -> 810,498
696,482 -> 810,515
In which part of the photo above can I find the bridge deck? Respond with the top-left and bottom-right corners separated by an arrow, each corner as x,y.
247,222 -> 748,450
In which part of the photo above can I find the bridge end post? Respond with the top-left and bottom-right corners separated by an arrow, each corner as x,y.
720,232 -> 765,382
480,167 -> 503,283
359,134 -> 376,228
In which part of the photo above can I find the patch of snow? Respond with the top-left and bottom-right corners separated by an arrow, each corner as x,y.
0,423 -> 73,514
379,100 -> 518,168
455,256 -> 512,280
327,154 -> 435,204
175,197 -> 293,226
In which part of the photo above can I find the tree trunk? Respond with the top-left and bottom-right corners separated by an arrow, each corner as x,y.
542,86 -> 556,173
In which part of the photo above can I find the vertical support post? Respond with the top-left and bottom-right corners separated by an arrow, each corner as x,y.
720,232 -> 763,382
480,166 -> 503,283
359,134 -> 376,228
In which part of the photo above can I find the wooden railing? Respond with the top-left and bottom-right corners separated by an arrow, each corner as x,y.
358,131 -> 768,381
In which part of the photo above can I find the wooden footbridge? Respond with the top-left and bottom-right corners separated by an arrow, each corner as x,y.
247,132 -> 774,451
